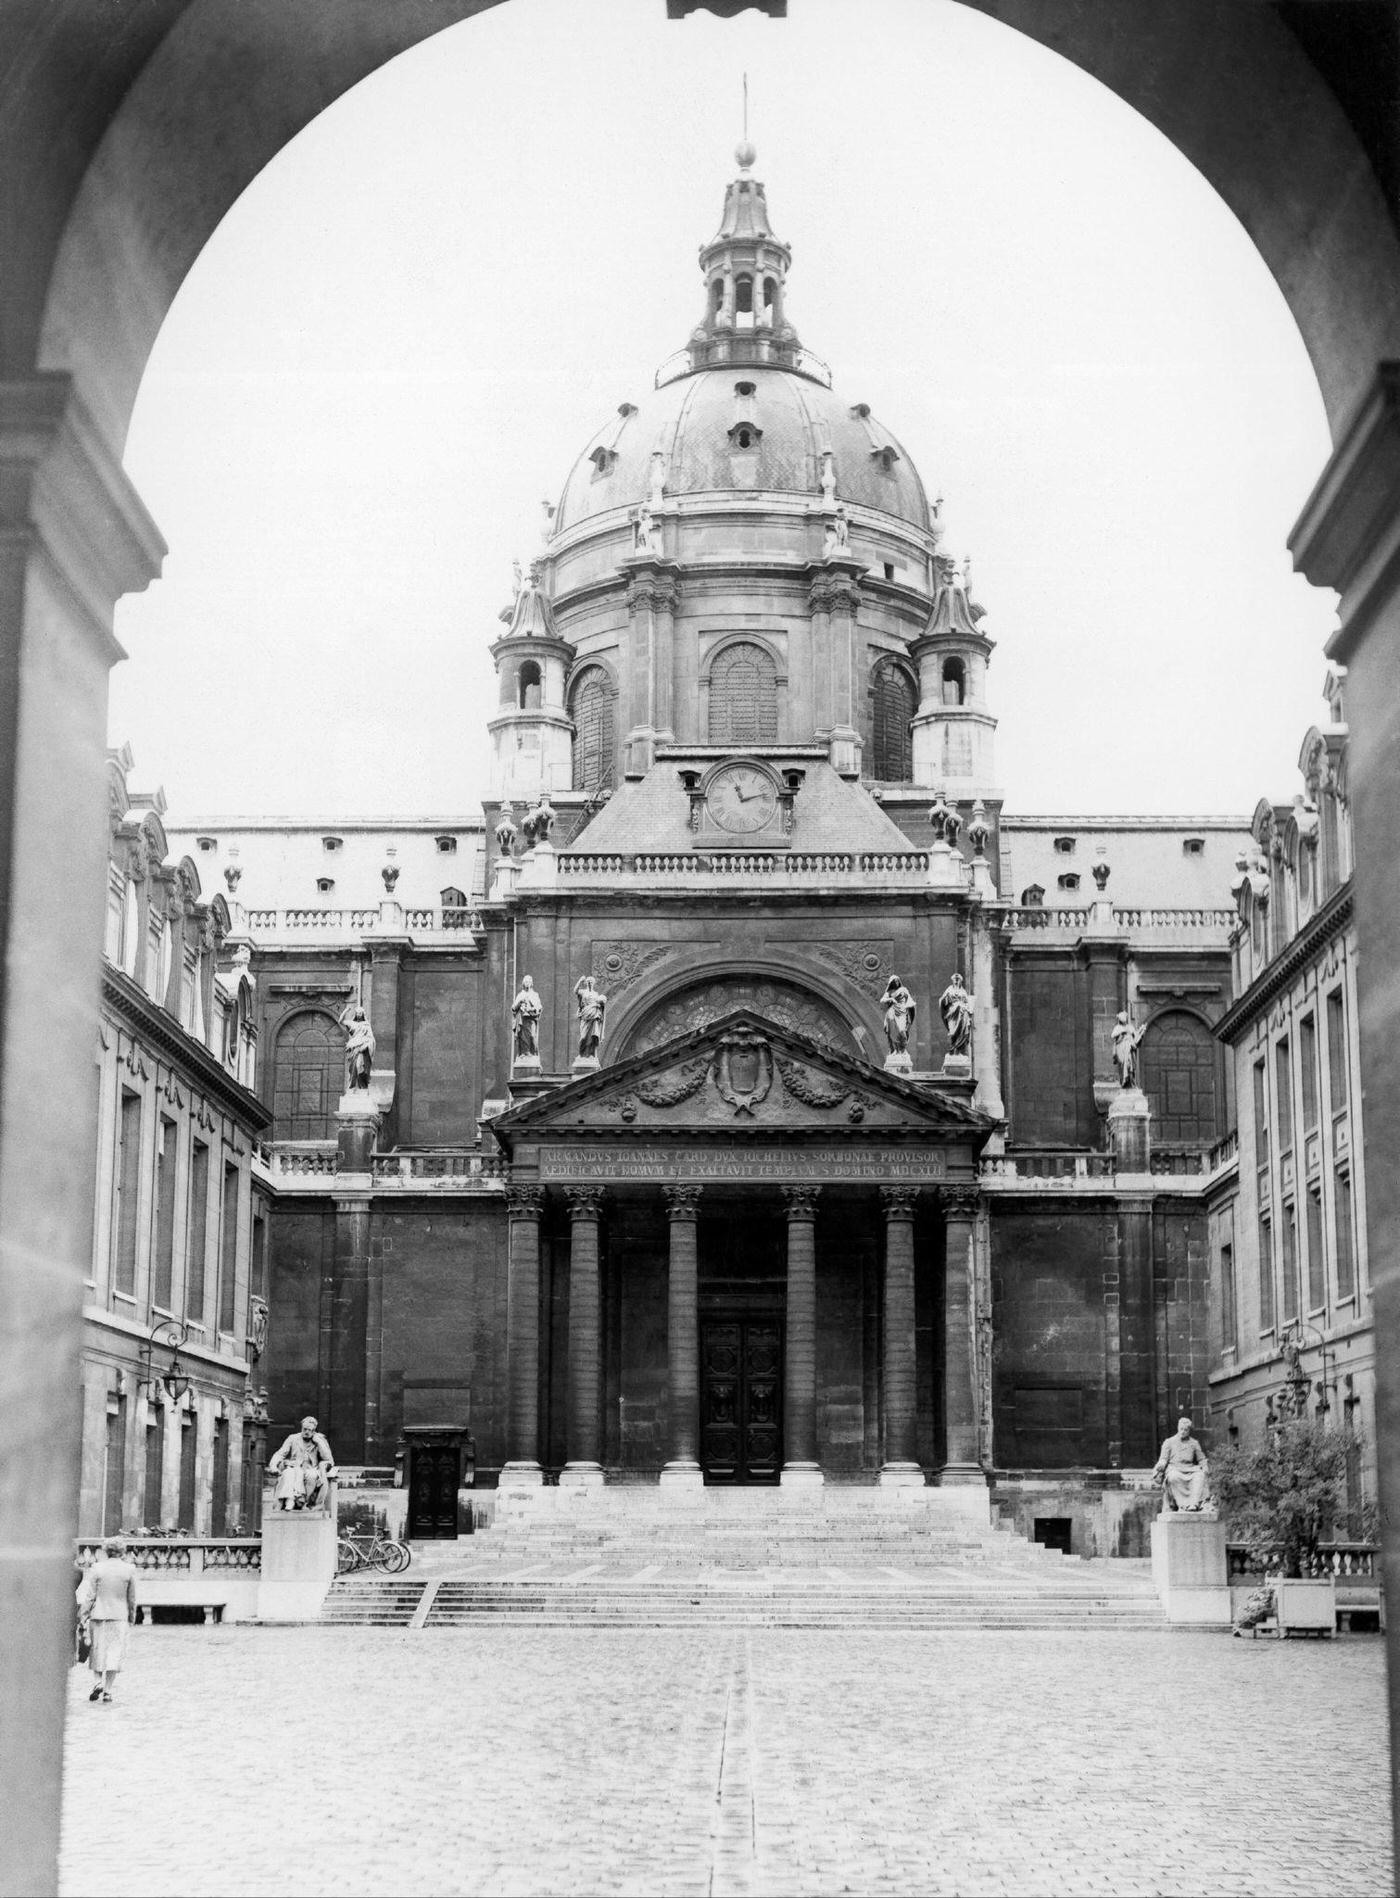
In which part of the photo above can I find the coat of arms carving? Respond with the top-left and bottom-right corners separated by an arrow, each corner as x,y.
710,1028 -> 774,1117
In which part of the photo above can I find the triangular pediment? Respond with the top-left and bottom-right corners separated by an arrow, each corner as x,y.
491,1009 -> 991,1149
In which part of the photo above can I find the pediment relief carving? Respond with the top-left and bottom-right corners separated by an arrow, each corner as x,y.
496,1010 -> 985,1145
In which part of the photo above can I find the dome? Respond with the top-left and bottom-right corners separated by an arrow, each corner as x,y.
554,365 -> 932,536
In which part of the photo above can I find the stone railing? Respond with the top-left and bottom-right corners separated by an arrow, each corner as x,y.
558,849 -> 930,889
371,1151 -> 507,1189
269,1144 -> 338,1180
654,344 -> 832,389
1205,1129 -> 1239,1173
1149,1150 -> 1205,1177
981,1150 -> 1115,1182
1226,1542 -> 1378,1581
237,905 -> 484,943
76,1538 -> 262,1572
1008,905 -> 1236,940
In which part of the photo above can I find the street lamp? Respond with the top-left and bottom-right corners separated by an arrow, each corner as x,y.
138,1319 -> 191,1406
1278,1316 -> 1334,1419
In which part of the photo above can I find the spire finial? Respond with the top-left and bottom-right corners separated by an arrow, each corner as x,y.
735,73 -> 756,171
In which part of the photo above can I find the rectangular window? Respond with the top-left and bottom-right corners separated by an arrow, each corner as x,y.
152,1116 -> 178,1309
187,1142 -> 209,1324
218,1160 -> 239,1334
1259,1216 -> 1275,1332
1281,1203 -> 1300,1321
1300,1014 -> 1318,1132
1253,1060 -> 1269,1166
1219,1242 -> 1237,1353
211,1417 -> 230,1537
103,1397 -> 127,1537
1306,1187 -> 1326,1311
114,1091 -> 142,1298
1327,989 -> 1348,1113
177,1416 -> 197,1532
143,1407 -> 165,1529
1335,1170 -> 1357,1301
252,1206 -> 268,1303
1275,1038 -> 1293,1152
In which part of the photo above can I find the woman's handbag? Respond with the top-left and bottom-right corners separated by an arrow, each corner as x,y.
76,1623 -> 91,1666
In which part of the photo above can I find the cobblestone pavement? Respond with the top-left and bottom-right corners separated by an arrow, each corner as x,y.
60,1626 -> 1392,1897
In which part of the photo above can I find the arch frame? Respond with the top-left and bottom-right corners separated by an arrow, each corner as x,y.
698,631 -> 788,747
605,953 -> 882,1066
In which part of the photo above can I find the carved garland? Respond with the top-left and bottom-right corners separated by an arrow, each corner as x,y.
776,1055 -> 850,1110
634,1058 -> 710,1109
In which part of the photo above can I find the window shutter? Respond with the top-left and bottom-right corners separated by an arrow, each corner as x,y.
709,642 -> 778,746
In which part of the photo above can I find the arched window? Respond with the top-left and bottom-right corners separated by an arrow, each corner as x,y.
871,660 -> 916,781
735,275 -> 753,315
709,641 -> 778,746
272,1013 -> 340,1142
517,660 -> 542,710
570,666 -> 616,794
942,657 -> 966,706
1139,1010 -> 1220,1147
710,279 -> 724,313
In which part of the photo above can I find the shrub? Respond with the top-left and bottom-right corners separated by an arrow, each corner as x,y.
1209,1418 -> 1352,1577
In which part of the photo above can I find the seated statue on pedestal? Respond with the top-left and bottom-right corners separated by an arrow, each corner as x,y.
1152,1416 -> 1209,1513
268,1416 -> 337,1512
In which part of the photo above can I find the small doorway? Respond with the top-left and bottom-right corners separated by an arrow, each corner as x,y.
405,1429 -> 466,1539
699,1317 -> 783,1483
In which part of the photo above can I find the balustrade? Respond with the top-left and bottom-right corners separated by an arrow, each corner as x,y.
76,1538 -> 262,1572
1226,1541 -> 1377,1580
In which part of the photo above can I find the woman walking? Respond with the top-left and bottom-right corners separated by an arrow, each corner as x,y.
76,1537 -> 138,1704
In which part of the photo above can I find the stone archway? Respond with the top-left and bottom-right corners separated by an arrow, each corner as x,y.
8,6 -> 1400,1889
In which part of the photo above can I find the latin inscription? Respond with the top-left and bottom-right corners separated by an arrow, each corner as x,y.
537,1145 -> 948,1183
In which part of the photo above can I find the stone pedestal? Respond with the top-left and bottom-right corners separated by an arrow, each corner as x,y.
939,1053 -> 972,1082
257,1493 -> 339,1622
1108,1087 -> 1151,1172
1149,1511 -> 1231,1627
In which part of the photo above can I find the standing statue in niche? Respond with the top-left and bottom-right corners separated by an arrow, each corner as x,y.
823,504 -> 851,558
881,975 -> 917,1071
574,975 -> 608,1064
938,971 -> 975,1060
1111,1010 -> 1147,1089
338,1000 -> 375,1092
512,976 -> 543,1064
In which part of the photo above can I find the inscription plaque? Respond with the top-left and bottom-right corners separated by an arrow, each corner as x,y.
536,1144 -> 949,1183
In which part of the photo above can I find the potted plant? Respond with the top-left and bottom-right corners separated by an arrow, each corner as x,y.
1209,1417 -> 1351,1636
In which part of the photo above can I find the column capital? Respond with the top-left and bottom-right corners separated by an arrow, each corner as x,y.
565,1185 -> 606,1219
506,1182 -> 545,1220
781,1184 -> 821,1219
941,1185 -> 983,1220
663,1183 -> 703,1220
879,1184 -> 920,1218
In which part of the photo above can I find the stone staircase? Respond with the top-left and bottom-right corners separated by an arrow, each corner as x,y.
315,1487 -> 1165,1630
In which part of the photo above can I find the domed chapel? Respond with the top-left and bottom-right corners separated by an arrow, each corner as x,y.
166,151 -> 1248,1552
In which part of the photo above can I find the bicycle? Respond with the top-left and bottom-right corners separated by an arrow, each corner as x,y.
335,1532 -> 411,1575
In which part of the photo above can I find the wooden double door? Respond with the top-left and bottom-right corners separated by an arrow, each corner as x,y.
699,1315 -> 783,1483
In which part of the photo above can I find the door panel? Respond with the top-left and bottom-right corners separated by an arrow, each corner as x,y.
701,1317 -> 782,1483
408,1443 -> 460,1538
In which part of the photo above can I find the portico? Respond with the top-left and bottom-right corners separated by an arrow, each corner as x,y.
490,1011 -> 992,1498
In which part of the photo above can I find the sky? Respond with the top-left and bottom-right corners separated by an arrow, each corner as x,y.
111,0 -> 1339,821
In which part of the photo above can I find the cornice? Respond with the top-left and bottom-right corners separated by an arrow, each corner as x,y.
102,966 -> 270,1130
1214,881 -> 1353,1042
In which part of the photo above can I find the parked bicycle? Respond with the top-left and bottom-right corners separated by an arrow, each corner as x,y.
336,1531 -> 411,1575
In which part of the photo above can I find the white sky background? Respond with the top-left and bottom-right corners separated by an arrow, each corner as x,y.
112,0 -> 1339,822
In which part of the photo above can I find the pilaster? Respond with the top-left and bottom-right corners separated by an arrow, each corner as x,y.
661,1183 -> 703,1489
878,1185 -> 923,1486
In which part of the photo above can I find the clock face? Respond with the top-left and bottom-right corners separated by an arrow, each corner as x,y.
706,764 -> 779,835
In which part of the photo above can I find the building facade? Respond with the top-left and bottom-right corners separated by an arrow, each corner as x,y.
79,746 -> 272,1538
1205,670 -> 1373,1521
165,156 -> 1258,1554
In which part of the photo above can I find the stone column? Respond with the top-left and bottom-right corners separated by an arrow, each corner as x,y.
781,1186 -> 822,1487
940,1187 -> 984,1486
879,1186 -> 924,1486
660,1184 -> 703,1490
330,1195 -> 371,1463
561,1186 -> 605,1487
501,1184 -> 545,1490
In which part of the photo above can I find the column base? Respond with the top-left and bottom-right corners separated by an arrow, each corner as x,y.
937,1462 -> 987,1487
659,1462 -> 704,1492
780,1463 -> 824,1488
878,1463 -> 926,1488
497,1461 -> 545,1492
558,1463 -> 605,1488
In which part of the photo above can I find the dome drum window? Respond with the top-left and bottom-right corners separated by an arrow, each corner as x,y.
570,666 -> 616,795
870,659 -> 916,782
708,640 -> 779,747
